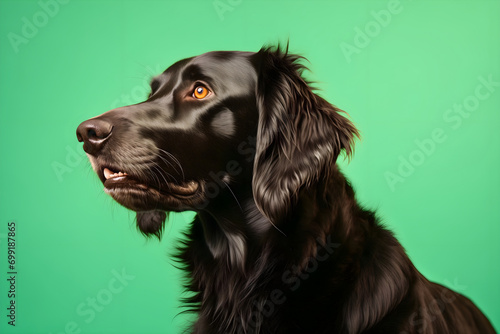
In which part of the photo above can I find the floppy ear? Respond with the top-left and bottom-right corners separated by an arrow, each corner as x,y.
252,46 -> 359,225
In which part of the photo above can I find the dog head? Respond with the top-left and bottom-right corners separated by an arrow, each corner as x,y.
76,46 -> 358,237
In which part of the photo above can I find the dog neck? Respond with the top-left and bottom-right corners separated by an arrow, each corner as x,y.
188,166 -> 414,332
196,166 -> 362,273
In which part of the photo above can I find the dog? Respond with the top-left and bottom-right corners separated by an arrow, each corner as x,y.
76,46 -> 496,333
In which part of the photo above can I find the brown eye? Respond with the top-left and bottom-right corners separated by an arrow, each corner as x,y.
193,85 -> 209,99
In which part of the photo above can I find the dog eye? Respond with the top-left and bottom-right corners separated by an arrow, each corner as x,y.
193,85 -> 210,99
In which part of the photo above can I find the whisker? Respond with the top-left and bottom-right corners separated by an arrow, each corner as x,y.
158,148 -> 185,180
147,165 -> 163,191
145,160 -> 180,190
155,154 -> 180,176
145,147 -> 185,182
150,164 -> 171,191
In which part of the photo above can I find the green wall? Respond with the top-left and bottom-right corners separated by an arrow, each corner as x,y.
1,0 -> 499,333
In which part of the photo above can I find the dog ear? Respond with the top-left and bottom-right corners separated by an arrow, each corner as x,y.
252,46 -> 359,225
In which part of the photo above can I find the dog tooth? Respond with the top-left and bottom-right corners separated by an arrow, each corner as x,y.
103,168 -> 113,179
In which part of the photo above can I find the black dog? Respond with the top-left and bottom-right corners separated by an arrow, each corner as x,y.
77,46 -> 495,333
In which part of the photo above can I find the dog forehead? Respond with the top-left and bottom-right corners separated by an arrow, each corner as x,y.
187,51 -> 257,88
150,57 -> 191,90
151,51 -> 257,96
191,50 -> 255,68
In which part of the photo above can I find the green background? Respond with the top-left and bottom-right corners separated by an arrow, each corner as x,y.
1,0 -> 499,333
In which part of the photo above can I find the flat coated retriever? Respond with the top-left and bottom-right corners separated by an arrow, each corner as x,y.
76,46 -> 496,334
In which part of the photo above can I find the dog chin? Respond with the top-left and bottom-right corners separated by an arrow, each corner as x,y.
104,182 -> 204,212
135,210 -> 168,238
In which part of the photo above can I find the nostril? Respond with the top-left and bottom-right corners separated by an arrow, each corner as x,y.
87,128 -> 98,140
76,118 -> 114,154
86,124 -> 113,141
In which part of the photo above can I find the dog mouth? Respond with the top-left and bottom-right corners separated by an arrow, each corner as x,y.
102,167 -> 200,198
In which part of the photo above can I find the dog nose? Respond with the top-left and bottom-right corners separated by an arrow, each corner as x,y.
76,119 -> 113,155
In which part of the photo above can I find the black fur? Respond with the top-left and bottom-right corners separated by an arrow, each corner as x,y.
77,46 -> 495,333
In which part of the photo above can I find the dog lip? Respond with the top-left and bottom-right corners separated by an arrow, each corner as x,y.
103,172 -> 200,198
100,165 -> 199,197
167,180 -> 200,196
